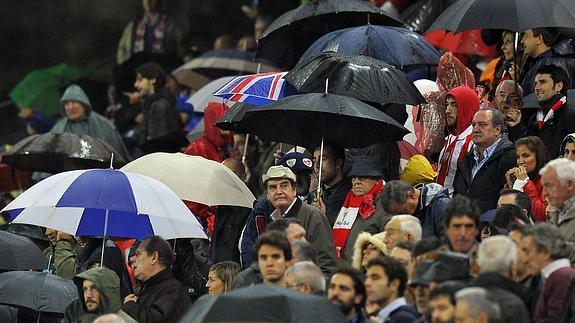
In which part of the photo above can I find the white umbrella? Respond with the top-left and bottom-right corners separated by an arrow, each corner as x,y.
121,153 -> 256,209
187,76 -> 236,113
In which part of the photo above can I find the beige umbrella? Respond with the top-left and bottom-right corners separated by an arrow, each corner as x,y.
121,153 -> 256,208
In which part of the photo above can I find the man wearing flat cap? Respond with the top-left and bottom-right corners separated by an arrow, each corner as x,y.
333,155 -> 387,261
262,165 -> 337,275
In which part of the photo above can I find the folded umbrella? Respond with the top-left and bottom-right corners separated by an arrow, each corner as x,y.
286,52 -> 426,105
2,132 -> 126,173
0,231 -> 47,271
121,153 -> 256,208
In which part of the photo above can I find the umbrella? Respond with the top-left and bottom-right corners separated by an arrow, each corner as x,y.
299,25 -> 441,70
0,231 -> 47,271
9,63 -> 94,116
285,52 -> 426,105
120,153 -> 256,208
0,271 -> 78,314
256,0 -> 403,69
180,284 -> 346,323
2,169 -> 207,242
229,92 -> 409,149
424,29 -> 496,57
186,76 -> 236,113
427,0 -> 575,33
214,102 -> 257,134
2,132 -> 127,173
172,50 -> 278,91
213,72 -> 297,106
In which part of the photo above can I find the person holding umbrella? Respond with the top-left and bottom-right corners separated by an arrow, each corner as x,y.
44,228 -> 77,280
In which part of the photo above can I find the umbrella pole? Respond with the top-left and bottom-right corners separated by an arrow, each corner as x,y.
36,312 -> 41,323
100,209 -> 109,266
242,134 -> 250,165
110,153 -> 114,169
317,136 -> 325,202
513,32 -> 519,90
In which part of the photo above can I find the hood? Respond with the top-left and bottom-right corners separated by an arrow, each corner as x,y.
418,183 -> 448,208
352,231 -> 388,270
446,85 -> 479,135
561,133 -> 575,155
60,84 -> 92,114
203,102 -> 232,147
74,267 -> 122,315
436,52 -> 476,93
400,154 -> 436,186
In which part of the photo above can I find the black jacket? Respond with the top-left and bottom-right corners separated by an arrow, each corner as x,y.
473,273 -> 530,310
211,206 -> 251,264
172,239 -> 209,303
527,95 -> 575,158
323,178 -> 352,227
121,268 -> 191,323
384,305 -> 419,323
453,137 -> 517,213
139,89 -> 186,153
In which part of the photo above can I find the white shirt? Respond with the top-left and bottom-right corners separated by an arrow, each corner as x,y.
270,198 -> 297,221
541,258 -> 571,280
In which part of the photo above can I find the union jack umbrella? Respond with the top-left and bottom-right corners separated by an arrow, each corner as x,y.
213,71 -> 297,106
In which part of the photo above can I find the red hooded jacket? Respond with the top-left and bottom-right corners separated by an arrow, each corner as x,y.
184,102 -> 233,162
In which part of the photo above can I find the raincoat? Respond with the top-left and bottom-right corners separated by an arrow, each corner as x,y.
51,84 -> 131,161
436,85 -> 480,195
74,267 -> 136,323
184,102 -> 233,162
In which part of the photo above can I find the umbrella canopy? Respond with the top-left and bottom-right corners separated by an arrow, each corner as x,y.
172,50 -> 278,91
9,63 -> 94,116
2,132 -> 126,173
427,0 -> 575,33
0,271 -> 78,314
2,169 -> 207,240
424,29 -> 496,57
226,92 -> 409,149
180,284 -> 346,323
186,76 -> 236,113
121,153 -> 256,208
299,25 -> 441,70
0,231 -> 48,271
256,0 -> 403,69
213,71 -> 297,106
214,102 -> 257,134
285,52 -> 426,105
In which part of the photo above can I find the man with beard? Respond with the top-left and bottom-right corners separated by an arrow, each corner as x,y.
428,281 -> 467,323
327,264 -> 367,323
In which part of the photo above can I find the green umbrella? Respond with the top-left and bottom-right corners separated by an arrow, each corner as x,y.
9,63 -> 94,116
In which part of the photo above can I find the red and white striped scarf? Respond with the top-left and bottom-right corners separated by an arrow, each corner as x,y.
537,96 -> 566,130
437,125 -> 474,194
133,14 -> 166,54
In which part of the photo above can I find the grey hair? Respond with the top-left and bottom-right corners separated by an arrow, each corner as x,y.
495,80 -> 523,98
285,261 -> 326,295
380,180 -> 415,212
525,223 -> 572,260
455,287 -> 501,321
391,214 -> 422,241
477,235 -> 517,276
291,240 -> 317,263
479,108 -> 507,132
539,158 -> 575,186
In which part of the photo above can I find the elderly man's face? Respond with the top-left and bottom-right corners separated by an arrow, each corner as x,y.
541,168 -> 574,208
266,179 -> 297,211
351,177 -> 378,196
64,101 -> 87,121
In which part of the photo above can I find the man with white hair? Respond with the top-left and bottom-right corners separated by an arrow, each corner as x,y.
474,236 -> 530,322
455,287 -> 501,323
383,214 -> 422,250
540,158 -> 575,241
284,261 -> 325,295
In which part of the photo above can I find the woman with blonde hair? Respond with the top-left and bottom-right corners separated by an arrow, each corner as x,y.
206,261 -> 240,295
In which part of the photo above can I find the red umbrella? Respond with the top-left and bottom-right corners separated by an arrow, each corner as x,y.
424,29 -> 496,58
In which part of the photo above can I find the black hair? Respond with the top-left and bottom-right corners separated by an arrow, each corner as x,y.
331,263 -> 366,306
142,236 -> 173,267
535,64 -> 569,94
135,62 -> 167,91
366,257 -> 408,297
428,280 -> 468,304
494,204 -> 530,229
254,230 -> 292,261
266,217 -> 302,233
394,241 -> 415,252
532,28 -> 560,47
443,195 -> 480,229
499,189 -> 532,218
412,237 -> 443,258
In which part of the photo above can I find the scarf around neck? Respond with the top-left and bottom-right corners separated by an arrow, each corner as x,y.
333,180 -> 384,258
537,94 -> 566,130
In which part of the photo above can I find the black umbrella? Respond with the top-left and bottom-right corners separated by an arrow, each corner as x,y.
0,231 -> 47,271
180,284 -> 347,323
427,0 -> 575,33
0,271 -> 78,314
285,52 -> 426,105
234,92 -> 409,149
256,0 -> 403,69
214,102 -> 257,133
3,132 -> 126,173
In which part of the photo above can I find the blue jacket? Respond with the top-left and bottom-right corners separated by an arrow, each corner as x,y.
239,197 -> 275,268
414,183 -> 450,239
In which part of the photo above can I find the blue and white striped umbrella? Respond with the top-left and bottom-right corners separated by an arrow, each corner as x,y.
1,169 -> 207,240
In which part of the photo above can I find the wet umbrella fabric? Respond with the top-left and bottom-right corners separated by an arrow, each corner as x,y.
299,25 -> 440,70
285,52 -> 426,105
0,231 -> 47,271
180,284 -> 346,323
231,92 -> 409,149
121,153 -> 256,208
2,132 -> 126,173
0,271 -> 78,314
256,0 -> 403,69
2,169 -> 207,240
186,76 -> 236,113
213,72 -> 297,106
427,0 -> 575,33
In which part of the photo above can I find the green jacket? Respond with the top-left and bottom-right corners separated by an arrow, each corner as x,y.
51,84 -> 131,161
44,239 -> 77,280
74,267 -> 137,323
